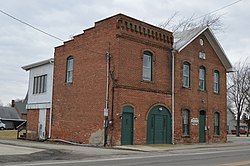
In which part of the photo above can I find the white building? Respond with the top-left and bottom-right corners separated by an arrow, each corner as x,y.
22,58 -> 54,140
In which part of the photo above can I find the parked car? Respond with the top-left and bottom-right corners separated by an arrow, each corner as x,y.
0,121 -> 6,130
231,129 -> 247,134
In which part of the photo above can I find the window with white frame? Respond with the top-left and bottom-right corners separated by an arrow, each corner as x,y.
66,56 -> 74,83
143,51 -> 152,81
214,112 -> 220,135
214,70 -> 220,93
33,74 -> 47,94
182,109 -> 190,135
199,66 -> 206,90
183,62 -> 190,88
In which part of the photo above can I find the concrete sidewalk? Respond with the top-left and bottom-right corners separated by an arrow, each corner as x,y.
0,143 -> 43,156
0,135 -> 249,155
115,135 -> 250,152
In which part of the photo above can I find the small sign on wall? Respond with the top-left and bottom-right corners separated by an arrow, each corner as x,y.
104,108 -> 108,116
191,118 -> 199,126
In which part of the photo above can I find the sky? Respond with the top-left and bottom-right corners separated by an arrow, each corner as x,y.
0,0 -> 249,106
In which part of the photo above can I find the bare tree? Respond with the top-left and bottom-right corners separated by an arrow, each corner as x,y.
159,12 -> 224,33
227,61 -> 250,136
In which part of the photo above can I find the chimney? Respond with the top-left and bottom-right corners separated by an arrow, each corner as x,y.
11,100 -> 15,107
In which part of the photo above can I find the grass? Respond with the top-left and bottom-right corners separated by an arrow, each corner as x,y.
0,130 -> 18,140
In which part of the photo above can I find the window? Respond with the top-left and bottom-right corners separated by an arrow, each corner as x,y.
143,51 -> 152,81
214,70 -> 220,93
199,66 -> 206,90
182,109 -> 190,135
66,56 -> 74,83
183,62 -> 190,88
214,112 -> 220,135
33,74 -> 47,94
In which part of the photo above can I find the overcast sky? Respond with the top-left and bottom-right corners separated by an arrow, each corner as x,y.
0,0 -> 249,106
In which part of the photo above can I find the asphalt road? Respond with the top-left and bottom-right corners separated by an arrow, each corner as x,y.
4,144 -> 250,166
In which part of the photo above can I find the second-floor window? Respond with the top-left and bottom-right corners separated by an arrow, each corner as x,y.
214,70 -> 220,93
143,51 -> 152,81
199,66 -> 206,90
66,56 -> 74,83
33,74 -> 47,94
183,62 -> 190,88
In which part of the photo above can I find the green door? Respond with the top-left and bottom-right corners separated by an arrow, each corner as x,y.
121,106 -> 134,145
199,111 -> 206,143
147,106 -> 171,144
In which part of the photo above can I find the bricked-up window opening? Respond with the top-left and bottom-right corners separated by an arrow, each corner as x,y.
33,74 -> 47,94
214,112 -> 220,135
183,62 -> 190,88
214,70 -> 220,93
182,109 -> 190,136
199,66 -> 206,90
66,56 -> 73,83
143,51 -> 152,81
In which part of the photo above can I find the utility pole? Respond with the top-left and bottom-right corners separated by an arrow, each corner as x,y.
104,51 -> 111,146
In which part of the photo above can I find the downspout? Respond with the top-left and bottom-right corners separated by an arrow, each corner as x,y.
104,51 -> 111,146
171,49 -> 175,144
48,103 -> 53,138
48,59 -> 54,139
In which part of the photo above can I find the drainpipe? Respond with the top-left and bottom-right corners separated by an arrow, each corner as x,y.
48,102 -> 53,138
48,59 -> 54,139
104,51 -> 111,146
171,49 -> 175,144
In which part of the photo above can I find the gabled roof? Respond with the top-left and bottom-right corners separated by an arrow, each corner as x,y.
0,106 -> 21,120
14,98 -> 27,114
22,58 -> 54,71
173,26 -> 233,72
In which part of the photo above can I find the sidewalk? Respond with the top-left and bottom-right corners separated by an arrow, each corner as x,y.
115,135 -> 250,152
0,143 -> 43,156
0,135 -> 249,155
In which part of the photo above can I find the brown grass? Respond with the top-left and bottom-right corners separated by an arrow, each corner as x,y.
0,130 -> 18,140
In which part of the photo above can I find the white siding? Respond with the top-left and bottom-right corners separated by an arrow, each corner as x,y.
26,63 -> 53,109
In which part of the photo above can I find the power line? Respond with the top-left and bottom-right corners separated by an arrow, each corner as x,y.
0,9 -> 111,56
193,0 -> 243,21
0,9 -> 64,41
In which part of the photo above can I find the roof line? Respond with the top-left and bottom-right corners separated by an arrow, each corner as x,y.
22,58 -> 54,71
176,26 -> 208,52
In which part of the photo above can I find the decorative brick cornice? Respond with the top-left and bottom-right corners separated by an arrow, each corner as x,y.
116,17 -> 173,47
116,34 -> 170,50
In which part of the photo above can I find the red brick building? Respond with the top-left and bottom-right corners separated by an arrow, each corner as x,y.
173,27 -> 232,143
51,14 -> 232,145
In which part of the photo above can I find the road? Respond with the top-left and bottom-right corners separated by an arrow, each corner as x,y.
4,144 -> 250,166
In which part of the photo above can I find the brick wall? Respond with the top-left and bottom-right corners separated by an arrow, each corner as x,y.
52,14 -> 173,145
26,109 -> 50,140
109,88 -> 172,145
52,14 -> 227,145
174,34 -> 227,143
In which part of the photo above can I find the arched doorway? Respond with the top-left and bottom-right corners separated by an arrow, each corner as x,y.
199,110 -> 206,143
121,106 -> 134,145
147,105 -> 171,144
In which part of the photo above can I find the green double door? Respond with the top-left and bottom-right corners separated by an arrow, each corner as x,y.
121,106 -> 134,145
147,106 -> 172,144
